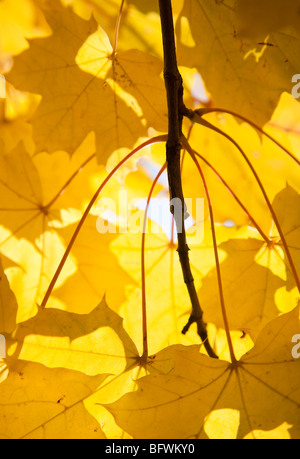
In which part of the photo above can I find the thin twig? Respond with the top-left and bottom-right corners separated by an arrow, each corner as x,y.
158,0 -> 217,358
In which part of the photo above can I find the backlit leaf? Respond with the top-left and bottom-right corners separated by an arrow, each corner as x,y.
0,358 -> 107,439
176,0 -> 300,126
8,0 -> 146,161
106,307 -> 300,439
0,0 -> 299,440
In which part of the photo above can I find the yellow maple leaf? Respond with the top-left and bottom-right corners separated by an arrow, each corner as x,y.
106,306 -> 300,439
0,140 -> 96,319
176,0 -> 300,126
7,298 -> 139,376
181,109 -> 300,232
0,359 -> 107,439
198,186 -> 300,339
8,0 -> 167,162
2,298 -> 178,439
0,0 -> 299,440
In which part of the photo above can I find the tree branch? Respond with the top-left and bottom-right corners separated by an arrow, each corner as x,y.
158,0 -> 217,358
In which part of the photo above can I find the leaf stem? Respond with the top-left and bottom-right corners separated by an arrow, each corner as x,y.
40,135 -> 167,309
194,108 -> 300,167
183,136 -> 237,364
141,163 -> 167,361
113,0 -> 126,55
191,149 -> 270,244
193,115 -> 300,293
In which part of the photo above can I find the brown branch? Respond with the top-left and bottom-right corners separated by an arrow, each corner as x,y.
158,0 -> 217,358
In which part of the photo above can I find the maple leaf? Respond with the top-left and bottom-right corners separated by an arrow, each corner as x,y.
106,306 -> 300,439
111,215 -> 245,355
1,298 -> 178,439
61,0 -> 163,65
0,136 -> 136,320
198,186 -> 300,338
8,0 -> 167,162
0,358 -> 107,439
0,140 -> 92,319
1,0 -> 300,440
6,298 -> 139,376
8,0 -> 143,160
182,109 -> 300,232
176,0 -> 300,126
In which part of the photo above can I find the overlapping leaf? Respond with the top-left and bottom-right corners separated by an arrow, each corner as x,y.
0,139 -> 132,320
62,0 -> 183,58
111,214 -> 255,355
0,0 -> 299,440
198,186 -> 300,338
176,0 -> 300,126
7,298 -> 139,376
181,107 -> 300,231
1,298 -> 177,439
106,307 -> 300,439
8,0 -> 167,162
0,359 -> 107,439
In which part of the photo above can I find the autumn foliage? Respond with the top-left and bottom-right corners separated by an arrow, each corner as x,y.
0,0 -> 299,439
